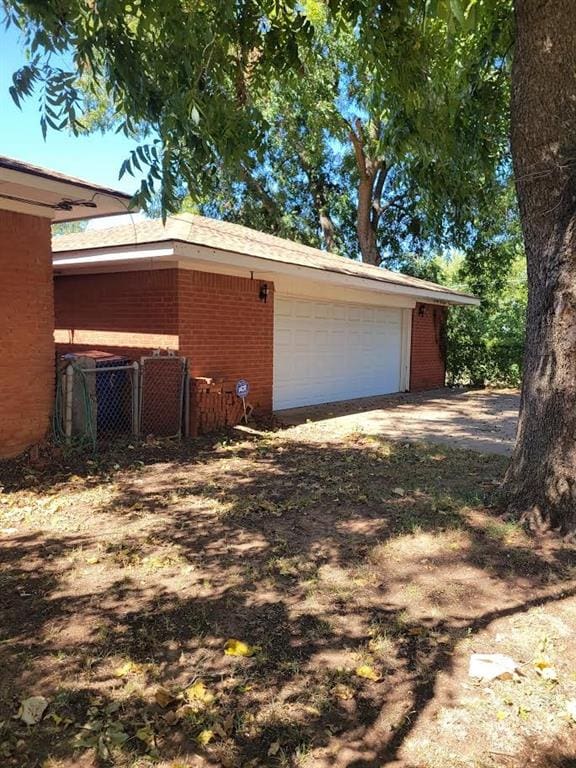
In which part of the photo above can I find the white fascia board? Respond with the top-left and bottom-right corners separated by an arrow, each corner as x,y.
400,308 -> 413,391
175,242 -> 479,307
272,275 -> 416,308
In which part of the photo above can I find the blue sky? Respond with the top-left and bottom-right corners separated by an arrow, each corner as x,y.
1,23 -> 140,195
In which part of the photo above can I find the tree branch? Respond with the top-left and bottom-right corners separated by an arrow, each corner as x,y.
370,163 -> 390,232
348,121 -> 368,180
239,163 -> 283,223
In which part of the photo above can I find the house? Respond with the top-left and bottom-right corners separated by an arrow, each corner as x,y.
52,215 -> 478,416
0,155 -> 132,458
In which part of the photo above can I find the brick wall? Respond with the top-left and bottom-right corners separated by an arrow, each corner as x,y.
178,270 -> 274,413
0,210 -> 54,458
54,267 -> 275,416
54,269 -> 180,360
410,302 -> 447,391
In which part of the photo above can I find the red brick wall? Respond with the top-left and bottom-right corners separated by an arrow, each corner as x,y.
54,269 -> 180,360
54,267 -> 275,415
178,270 -> 274,413
0,211 -> 54,458
410,302 -> 447,391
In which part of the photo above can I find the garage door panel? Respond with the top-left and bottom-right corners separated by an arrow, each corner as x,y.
273,296 -> 403,410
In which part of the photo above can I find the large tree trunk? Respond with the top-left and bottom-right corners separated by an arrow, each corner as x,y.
349,119 -> 383,266
501,0 -> 576,533
357,175 -> 381,265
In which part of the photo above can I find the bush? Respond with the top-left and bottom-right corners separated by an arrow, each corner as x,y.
443,253 -> 527,387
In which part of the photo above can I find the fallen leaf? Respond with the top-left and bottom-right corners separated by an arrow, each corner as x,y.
154,687 -> 176,708
355,665 -> 380,682
267,740 -> 281,756
332,683 -> 354,701
496,710 -> 508,721
136,725 -> 154,745
534,657 -> 558,681
392,487 -> 405,497
18,696 -> 49,725
224,639 -> 256,657
114,660 -> 140,678
196,728 -> 214,746
186,680 -> 214,703
184,681 -> 215,711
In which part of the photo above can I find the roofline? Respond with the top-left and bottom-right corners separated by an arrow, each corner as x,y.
53,237 -> 481,307
0,156 -> 132,201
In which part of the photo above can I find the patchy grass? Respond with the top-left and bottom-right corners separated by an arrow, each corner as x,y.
1,430 -> 576,768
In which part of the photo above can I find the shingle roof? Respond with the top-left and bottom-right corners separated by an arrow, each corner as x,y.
52,213 -> 477,303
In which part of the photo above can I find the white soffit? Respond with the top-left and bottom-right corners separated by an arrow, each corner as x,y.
0,156 -> 134,222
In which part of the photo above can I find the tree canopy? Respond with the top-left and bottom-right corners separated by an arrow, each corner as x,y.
178,3 -> 512,271
5,0 -> 512,248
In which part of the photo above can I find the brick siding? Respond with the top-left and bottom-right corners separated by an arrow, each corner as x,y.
410,302 -> 447,391
54,267 -> 274,415
0,211 -> 54,458
178,270 -> 274,414
54,269 -> 180,360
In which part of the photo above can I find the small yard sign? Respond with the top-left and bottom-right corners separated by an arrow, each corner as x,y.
235,379 -> 250,398
236,379 -> 250,424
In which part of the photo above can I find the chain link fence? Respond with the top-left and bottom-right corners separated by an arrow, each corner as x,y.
54,353 -> 188,448
140,355 -> 187,439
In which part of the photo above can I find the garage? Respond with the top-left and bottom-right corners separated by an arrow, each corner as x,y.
273,295 -> 408,410
53,214 -> 479,426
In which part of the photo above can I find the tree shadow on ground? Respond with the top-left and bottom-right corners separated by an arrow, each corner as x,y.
1,434 -> 575,767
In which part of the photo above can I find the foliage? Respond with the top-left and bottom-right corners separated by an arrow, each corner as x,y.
3,0 -> 318,211
442,185 -> 526,386
4,0 -> 512,249
52,219 -> 88,236
445,255 -> 526,386
179,3 -> 511,267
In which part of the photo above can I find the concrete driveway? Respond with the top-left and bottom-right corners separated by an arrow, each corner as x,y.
276,388 -> 520,455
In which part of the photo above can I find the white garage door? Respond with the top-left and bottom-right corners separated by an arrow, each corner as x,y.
274,295 -> 404,410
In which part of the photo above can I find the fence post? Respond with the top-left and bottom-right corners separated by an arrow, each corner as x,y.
183,367 -> 190,438
65,364 -> 74,443
132,361 -> 140,437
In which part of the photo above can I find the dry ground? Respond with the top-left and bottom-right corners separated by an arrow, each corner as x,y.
0,427 -> 575,768
277,388 -> 520,456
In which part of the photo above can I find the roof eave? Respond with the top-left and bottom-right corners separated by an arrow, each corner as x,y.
0,158 -> 134,222
53,237 -> 480,306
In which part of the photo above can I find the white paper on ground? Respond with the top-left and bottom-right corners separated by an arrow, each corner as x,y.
468,653 -> 519,681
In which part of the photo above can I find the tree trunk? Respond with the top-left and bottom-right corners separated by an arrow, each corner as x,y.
501,0 -> 576,533
349,121 -> 382,266
356,176 -> 380,265
309,176 -> 337,252
318,206 -> 336,252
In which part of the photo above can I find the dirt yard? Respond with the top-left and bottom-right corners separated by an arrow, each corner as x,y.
1,426 -> 575,768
